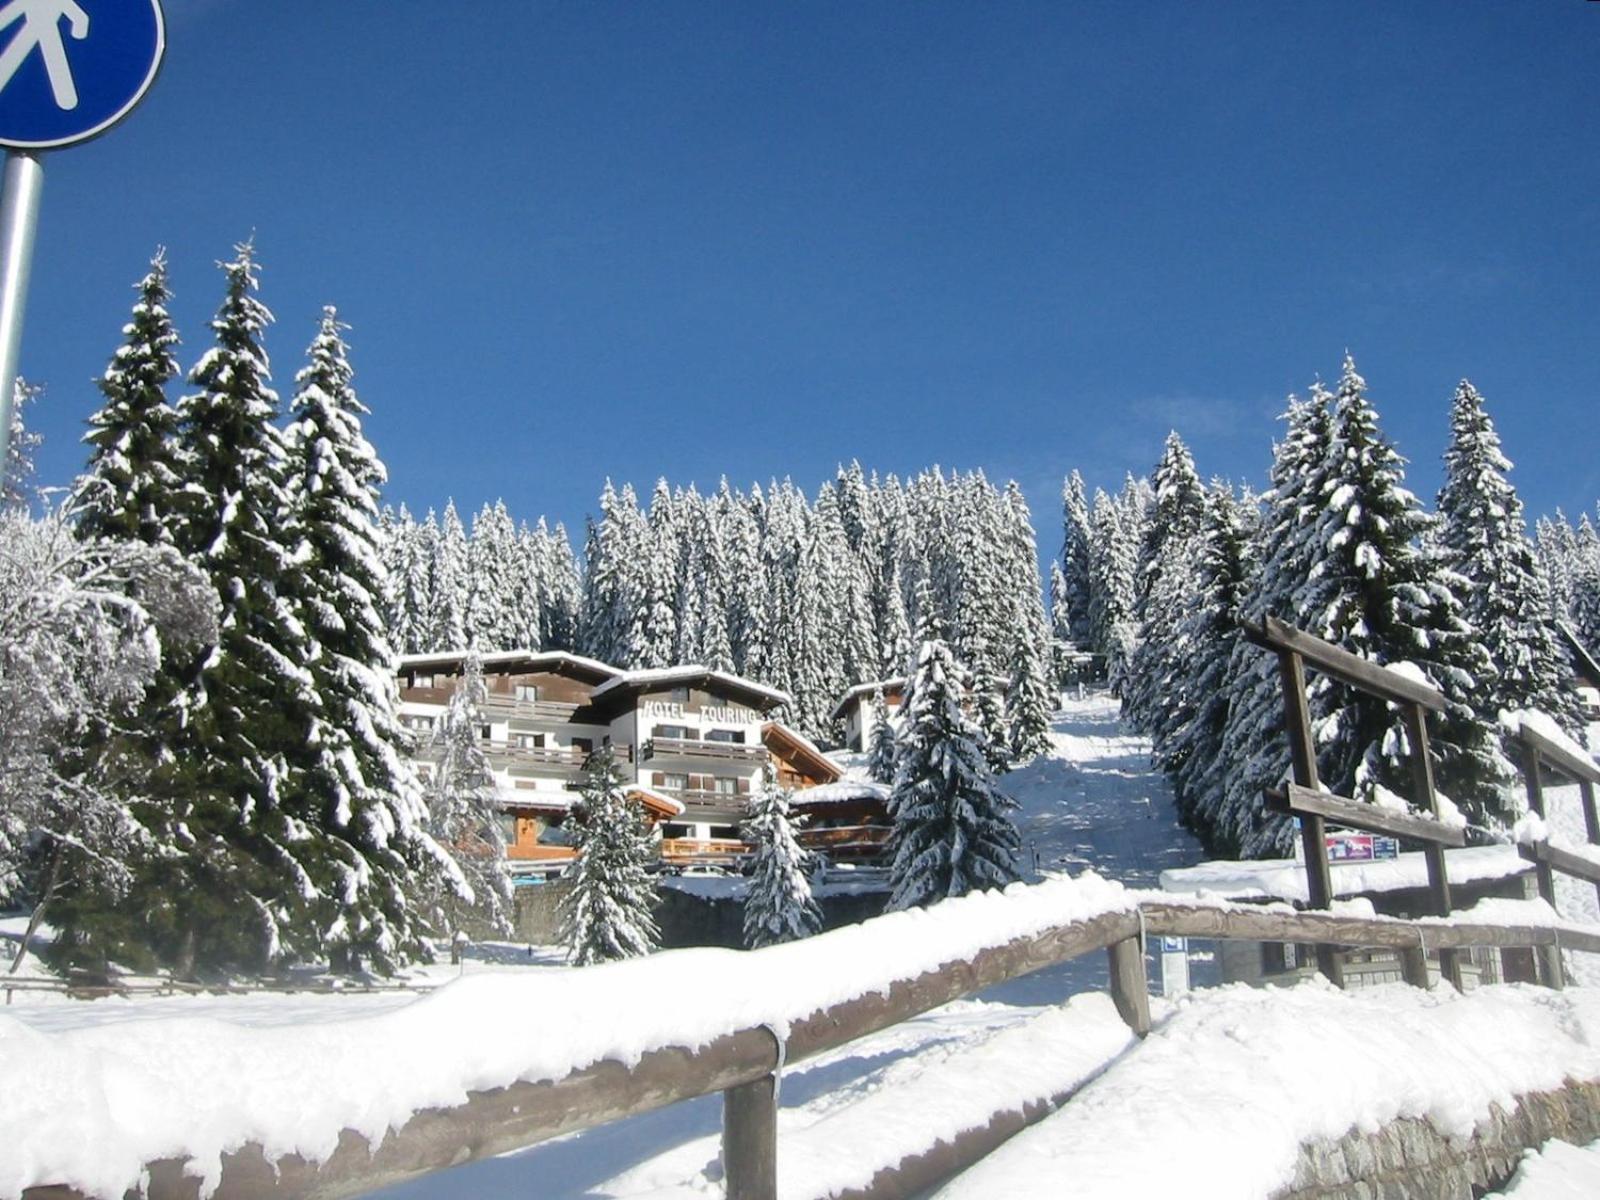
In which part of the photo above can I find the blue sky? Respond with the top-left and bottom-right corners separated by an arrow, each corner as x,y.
13,1 -> 1600,547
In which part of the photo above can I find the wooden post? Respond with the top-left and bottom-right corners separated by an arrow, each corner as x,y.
1520,751 -> 1565,988
1582,782 -> 1600,910
723,1073 -> 778,1200
1402,705 -> 1460,990
1277,649 -> 1343,987
1399,946 -> 1430,989
1107,934 -> 1151,1036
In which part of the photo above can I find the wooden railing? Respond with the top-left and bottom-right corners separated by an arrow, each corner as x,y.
1245,616 -> 1600,992
1244,615 -> 1465,988
642,736 -> 771,765
484,742 -> 587,769
478,695 -> 582,723
24,889 -> 1600,1200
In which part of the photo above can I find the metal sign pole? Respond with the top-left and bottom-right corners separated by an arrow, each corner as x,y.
0,150 -> 42,473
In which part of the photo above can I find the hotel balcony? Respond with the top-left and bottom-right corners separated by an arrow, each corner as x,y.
640,737 -> 770,765
478,695 -> 583,724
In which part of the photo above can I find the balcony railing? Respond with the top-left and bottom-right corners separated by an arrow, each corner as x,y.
479,696 -> 583,723
641,737 -> 770,764
485,743 -> 587,771
676,789 -> 750,812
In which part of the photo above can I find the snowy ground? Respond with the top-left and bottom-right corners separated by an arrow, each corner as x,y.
1488,1138 -> 1600,1198
5,691 -> 1599,1200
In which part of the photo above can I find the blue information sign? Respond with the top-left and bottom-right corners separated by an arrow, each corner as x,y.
0,0 -> 165,150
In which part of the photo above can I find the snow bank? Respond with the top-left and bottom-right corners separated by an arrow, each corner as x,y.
1159,844 -> 1532,904
770,994 -> 1133,1200
1489,1138 -> 1600,1198
935,981 -> 1600,1200
0,872 -> 1134,1200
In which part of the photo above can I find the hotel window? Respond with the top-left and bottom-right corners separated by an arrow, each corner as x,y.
656,725 -> 693,741
479,724 -> 493,741
668,686 -> 690,702
412,673 -> 436,689
704,728 -> 745,744
499,813 -> 518,845
709,824 -> 741,840
513,733 -> 545,750
514,684 -> 539,702
661,773 -> 689,791
712,776 -> 739,796
661,822 -> 693,840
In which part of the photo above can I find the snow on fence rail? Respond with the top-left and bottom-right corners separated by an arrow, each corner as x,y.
10,874 -> 1600,1200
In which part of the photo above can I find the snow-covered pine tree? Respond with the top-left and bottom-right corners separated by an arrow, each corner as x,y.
466,500 -> 520,651
1123,432 -> 1207,738
402,508 -> 440,653
3,377 -> 41,511
1436,380 -> 1582,733
559,748 -> 660,964
639,479 -> 681,668
284,306 -> 445,971
998,480 -> 1055,762
1299,357 -> 1512,829
135,242 -> 337,975
423,651 -> 512,940
1207,387 -> 1334,856
969,644 -> 1012,772
542,521 -> 583,652
887,591 -> 1021,910
1086,488 -> 1137,686
722,479 -> 769,678
1161,482 -> 1254,825
740,772 -> 821,948
1060,470 -> 1094,648
74,250 -> 183,546
866,687 -> 898,783
431,500 -> 470,650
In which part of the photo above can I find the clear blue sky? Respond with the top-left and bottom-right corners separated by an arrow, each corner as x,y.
15,1 -> 1600,546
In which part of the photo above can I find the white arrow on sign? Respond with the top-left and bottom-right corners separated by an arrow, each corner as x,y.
0,0 -> 90,111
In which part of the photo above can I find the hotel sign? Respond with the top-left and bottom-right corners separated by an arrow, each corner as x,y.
641,699 -> 757,725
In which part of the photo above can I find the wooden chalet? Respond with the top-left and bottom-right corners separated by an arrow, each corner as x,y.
400,653 -> 865,874
790,779 -> 893,864
830,678 -> 907,752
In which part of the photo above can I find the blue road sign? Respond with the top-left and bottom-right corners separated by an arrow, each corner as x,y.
0,0 -> 164,150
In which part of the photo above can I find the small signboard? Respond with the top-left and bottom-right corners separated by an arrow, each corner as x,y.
1326,832 -> 1400,863
1159,935 -> 1190,996
0,0 -> 166,150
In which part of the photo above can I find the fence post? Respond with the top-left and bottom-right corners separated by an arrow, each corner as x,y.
1581,782 -> 1600,910
1107,934 -> 1151,1036
1402,704 -> 1460,990
1276,647 -> 1344,988
1520,749 -> 1566,989
723,1065 -> 779,1199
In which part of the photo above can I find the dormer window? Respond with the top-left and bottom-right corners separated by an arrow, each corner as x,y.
668,686 -> 690,703
514,684 -> 538,702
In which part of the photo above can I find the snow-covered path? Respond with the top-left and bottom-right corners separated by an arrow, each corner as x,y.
1012,691 -> 1203,888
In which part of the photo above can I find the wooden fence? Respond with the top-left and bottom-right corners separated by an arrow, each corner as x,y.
1245,615 -> 1600,991
20,893 -> 1600,1200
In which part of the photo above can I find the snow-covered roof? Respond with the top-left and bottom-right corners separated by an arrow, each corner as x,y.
396,648 -> 623,682
793,780 -> 892,808
830,678 -> 908,721
1557,620 -> 1600,687
1157,845 -> 1532,905
626,785 -> 687,817
590,666 -> 791,710
495,785 -> 685,817
761,721 -> 844,783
